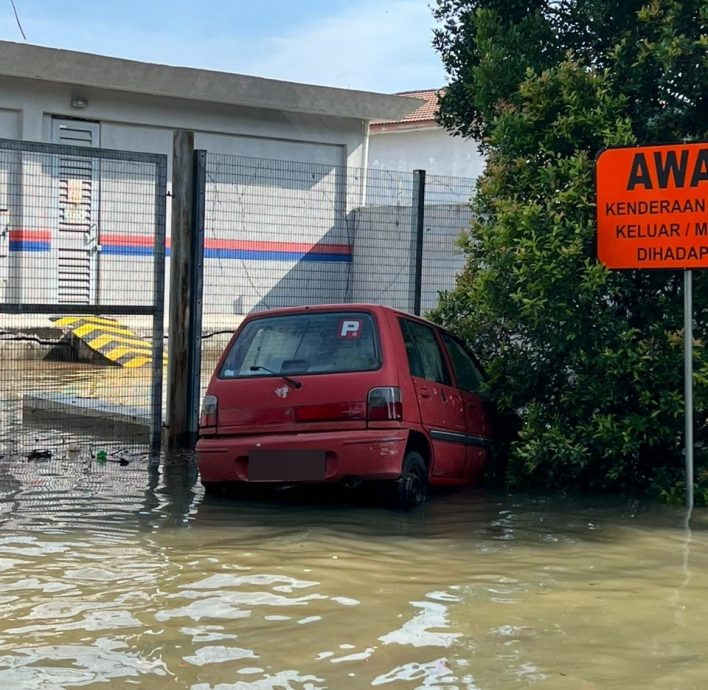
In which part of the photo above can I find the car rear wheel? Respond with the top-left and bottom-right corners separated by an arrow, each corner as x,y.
392,451 -> 428,510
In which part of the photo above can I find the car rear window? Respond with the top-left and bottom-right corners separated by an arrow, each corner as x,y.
220,311 -> 380,378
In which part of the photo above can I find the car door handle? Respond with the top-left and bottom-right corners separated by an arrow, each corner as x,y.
419,387 -> 431,398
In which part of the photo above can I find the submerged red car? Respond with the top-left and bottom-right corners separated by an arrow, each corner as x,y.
196,304 -> 494,508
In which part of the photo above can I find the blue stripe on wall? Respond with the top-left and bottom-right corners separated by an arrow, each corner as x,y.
204,248 -> 352,262
100,246 -> 352,262
101,245 -> 154,256
9,241 -> 51,252
10,242 -> 353,262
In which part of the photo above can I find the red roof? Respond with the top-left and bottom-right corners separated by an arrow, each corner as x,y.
370,90 -> 442,131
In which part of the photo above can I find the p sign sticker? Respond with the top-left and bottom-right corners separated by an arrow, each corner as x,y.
596,142 -> 708,269
338,319 -> 362,339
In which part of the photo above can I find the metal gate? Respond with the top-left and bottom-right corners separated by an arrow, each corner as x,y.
0,138 -> 167,455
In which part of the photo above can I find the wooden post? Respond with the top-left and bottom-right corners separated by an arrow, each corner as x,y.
166,130 -> 194,448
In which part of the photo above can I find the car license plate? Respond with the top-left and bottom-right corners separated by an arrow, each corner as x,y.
248,449 -> 326,481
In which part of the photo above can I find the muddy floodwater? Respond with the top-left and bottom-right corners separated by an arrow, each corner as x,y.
0,450 -> 706,690
1,361 -> 707,688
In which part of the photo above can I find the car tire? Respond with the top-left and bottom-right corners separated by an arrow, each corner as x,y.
392,451 -> 428,510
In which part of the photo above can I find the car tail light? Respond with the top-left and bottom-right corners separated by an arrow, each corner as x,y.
367,387 -> 402,422
200,395 -> 218,428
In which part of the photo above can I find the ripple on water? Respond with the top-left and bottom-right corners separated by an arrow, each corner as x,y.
1,458 -> 708,689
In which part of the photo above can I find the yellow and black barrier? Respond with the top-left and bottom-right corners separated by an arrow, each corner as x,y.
50,315 -> 153,369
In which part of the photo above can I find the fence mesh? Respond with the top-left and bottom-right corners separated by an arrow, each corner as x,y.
422,173 -> 476,313
199,154 -> 474,378
1,140 -> 475,453
0,140 -> 166,459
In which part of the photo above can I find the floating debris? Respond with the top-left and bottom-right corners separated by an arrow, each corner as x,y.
27,449 -> 52,461
106,448 -> 148,467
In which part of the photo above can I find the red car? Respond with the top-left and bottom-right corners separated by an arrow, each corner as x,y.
196,304 -> 494,508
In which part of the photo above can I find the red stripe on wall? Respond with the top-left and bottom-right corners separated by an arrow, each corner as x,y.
101,233 -> 156,247
100,234 -> 352,255
203,239 -> 352,254
8,229 -> 52,241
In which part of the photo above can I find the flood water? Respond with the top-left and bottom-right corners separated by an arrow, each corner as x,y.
0,450 -> 707,690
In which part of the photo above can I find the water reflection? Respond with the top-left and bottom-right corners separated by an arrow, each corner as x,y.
0,452 -> 707,689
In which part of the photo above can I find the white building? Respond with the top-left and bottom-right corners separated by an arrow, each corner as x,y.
0,41 -> 420,311
368,89 -> 485,180
0,41 -> 417,168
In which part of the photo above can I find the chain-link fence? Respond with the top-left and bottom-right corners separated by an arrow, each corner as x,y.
199,153 -> 474,376
0,139 -> 166,459
1,139 -> 475,453
202,155 -> 473,317
421,173 -> 476,312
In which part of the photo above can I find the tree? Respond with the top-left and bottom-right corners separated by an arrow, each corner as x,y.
430,1 -> 708,498
433,1 -> 707,144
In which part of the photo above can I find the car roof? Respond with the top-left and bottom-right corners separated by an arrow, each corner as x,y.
242,303 -> 439,327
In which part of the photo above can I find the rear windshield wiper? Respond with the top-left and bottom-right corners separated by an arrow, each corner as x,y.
250,365 -> 302,389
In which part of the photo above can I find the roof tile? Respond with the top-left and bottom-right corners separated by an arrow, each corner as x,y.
371,89 -> 442,126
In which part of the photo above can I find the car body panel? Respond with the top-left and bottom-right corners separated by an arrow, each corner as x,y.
198,429 -> 408,483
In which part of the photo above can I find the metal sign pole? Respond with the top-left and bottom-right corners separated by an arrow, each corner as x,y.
684,269 -> 694,510
596,143 -> 706,511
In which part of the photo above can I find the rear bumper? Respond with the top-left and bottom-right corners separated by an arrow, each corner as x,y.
196,430 -> 408,484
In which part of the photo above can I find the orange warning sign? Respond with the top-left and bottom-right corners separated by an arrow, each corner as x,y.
596,142 -> 707,269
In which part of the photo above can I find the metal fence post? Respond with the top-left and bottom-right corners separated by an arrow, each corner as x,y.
188,150 -> 206,446
408,169 -> 426,315
151,154 -> 168,450
684,269 -> 694,510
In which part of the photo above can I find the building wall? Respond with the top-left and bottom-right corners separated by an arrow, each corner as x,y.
350,203 -> 470,314
0,76 -> 364,167
368,125 -> 485,181
0,79 -> 471,319
0,76 -> 367,314
202,154 -> 353,316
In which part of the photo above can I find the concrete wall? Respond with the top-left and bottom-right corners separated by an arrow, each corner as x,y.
350,203 -> 470,314
0,79 -> 471,320
419,204 -> 470,311
369,126 -> 485,181
202,155 -> 352,315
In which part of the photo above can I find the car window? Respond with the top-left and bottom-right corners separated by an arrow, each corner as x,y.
441,333 -> 485,394
220,312 -> 380,377
399,319 -> 451,385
